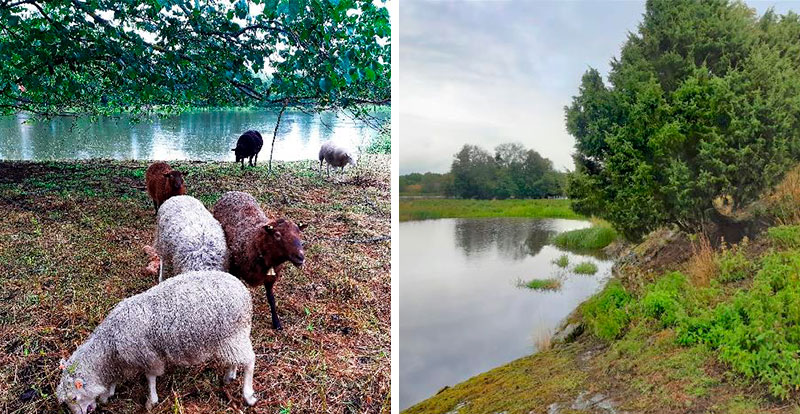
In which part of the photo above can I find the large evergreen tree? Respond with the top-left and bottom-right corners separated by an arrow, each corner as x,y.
566,0 -> 800,240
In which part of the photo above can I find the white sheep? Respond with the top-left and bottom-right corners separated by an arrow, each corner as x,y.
318,141 -> 356,176
153,195 -> 228,282
56,270 -> 257,413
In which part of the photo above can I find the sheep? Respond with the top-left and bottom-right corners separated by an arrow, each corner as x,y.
56,270 -> 257,413
232,130 -> 263,170
319,141 -> 356,177
212,191 -> 306,330
151,195 -> 228,282
145,162 -> 187,213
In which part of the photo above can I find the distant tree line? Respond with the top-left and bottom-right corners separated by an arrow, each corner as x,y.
400,143 -> 565,199
399,172 -> 453,195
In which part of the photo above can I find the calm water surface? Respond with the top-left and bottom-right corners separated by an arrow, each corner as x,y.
0,110 -> 384,161
399,218 -> 613,410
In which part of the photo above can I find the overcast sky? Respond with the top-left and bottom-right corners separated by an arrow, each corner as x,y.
399,0 -> 800,175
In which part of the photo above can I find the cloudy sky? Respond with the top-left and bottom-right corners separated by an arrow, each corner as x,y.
399,0 -> 799,175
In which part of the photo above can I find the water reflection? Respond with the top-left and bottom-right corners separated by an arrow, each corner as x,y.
454,218 -> 558,259
400,218 -> 613,410
0,110 -> 385,161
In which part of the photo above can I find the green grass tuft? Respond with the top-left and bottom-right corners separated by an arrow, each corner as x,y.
518,278 -> 562,291
573,261 -> 598,275
553,254 -> 569,268
552,225 -> 618,251
767,225 -> 800,249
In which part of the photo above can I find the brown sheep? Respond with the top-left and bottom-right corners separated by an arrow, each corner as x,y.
145,162 -> 187,213
212,191 -> 306,330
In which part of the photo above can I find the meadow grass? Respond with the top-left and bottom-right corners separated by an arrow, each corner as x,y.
399,198 -> 583,222
0,157 -> 390,414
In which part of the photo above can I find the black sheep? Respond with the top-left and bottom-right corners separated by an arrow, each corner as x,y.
232,130 -> 264,169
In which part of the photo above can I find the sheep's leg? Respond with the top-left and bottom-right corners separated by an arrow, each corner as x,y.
265,281 -> 282,330
319,160 -> 323,176
99,383 -> 116,404
253,153 -> 258,166
242,354 -> 257,406
145,374 -> 159,410
157,260 -> 163,283
152,199 -> 158,213
327,163 -> 331,178
224,366 -> 238,385
240,159 -> 244,170
249,155 -> 254,167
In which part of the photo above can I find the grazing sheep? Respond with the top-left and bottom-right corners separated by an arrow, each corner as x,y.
213,191 -> 306,330
232,130 -> 263,170
56,271 -> 257,413
152,195 -> 228,282
145,162 -> 187,213
319,141 -> 356,177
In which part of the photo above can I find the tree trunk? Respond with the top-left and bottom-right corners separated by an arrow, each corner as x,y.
268,102 -> 288,174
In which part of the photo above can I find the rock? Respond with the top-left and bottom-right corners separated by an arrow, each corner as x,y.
552,322 -> 584,344
19,388 -> 37,402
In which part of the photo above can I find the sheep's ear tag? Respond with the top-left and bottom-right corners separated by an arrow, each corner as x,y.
59,362 -> 65,370
74,380 -> 83,389
267,267 -> 276,276
265,224 -> 275,233
298,222 -> 307,230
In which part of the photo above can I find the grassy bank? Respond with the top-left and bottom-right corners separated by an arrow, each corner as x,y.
399,198 -> 583,222
0,157 -> 390,414
405,221 -> 800,414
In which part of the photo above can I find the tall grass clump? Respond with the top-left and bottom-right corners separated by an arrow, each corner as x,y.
582,280 -> 632,340
766,165 -> 800,224
552,224 -> 617,251
687,235 -> 716,287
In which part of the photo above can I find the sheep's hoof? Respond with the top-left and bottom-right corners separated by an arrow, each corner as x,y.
244,392 -> 258,406
145,398 -> 158,411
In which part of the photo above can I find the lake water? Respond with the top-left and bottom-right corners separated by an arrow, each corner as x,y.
399,218 -> 614,410
0,110 -> 384,161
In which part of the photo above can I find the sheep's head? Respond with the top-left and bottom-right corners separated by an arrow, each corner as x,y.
262,219 -> 306,267
346,152 -> 356,166
163,171 -> 186,194
57,358 -> 106,414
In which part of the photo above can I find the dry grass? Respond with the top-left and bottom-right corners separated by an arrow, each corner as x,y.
533,329 -> 553,352
0,157 -> 390,414
686,234 -> 716,287
766,164 -> 800,225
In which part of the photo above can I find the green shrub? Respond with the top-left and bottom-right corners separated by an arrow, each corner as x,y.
582,280 -> 632,340
676,251 -> 800,399
573,262 -> 598,275
716,244 -> 753,283
767,225 -> 800,249
640,272 -> 688,327
552,225 -> 618,251
553,255 -> 569,268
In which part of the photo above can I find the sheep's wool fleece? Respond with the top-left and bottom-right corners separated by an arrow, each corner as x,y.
213,191 -> 268,257
60,271 -> 253,388
156,195 -> 228,276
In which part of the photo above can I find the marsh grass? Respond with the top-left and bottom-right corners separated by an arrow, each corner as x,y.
573,262 -> 598,275
687,234 -> 716,287
0,157 -> 390,414
553,255 -> 569,268
399,198 -> 582,222
517,278 -> 562,291
552,223 -> 618,251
